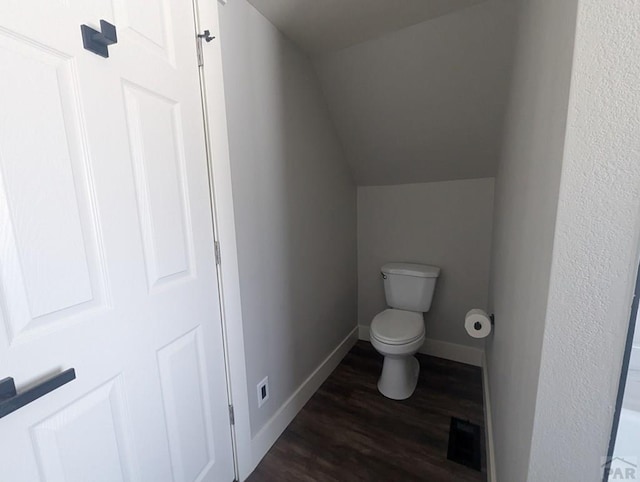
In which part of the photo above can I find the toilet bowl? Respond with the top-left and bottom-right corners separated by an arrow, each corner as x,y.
370,262 -> 440,400
370,309 -> 425,400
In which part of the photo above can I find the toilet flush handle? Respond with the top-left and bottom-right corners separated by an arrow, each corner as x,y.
381,272 -> 387,280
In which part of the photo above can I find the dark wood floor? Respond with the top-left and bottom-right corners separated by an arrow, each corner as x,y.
248,341 -> 486,481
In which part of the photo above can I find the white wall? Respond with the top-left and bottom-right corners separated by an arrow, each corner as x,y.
527,0 -> 640,479
485,0 -> 579,480
358,178 -> 494,349
488,0 -> 640,480
219,0 -> 357,437
314,0 -> 517,186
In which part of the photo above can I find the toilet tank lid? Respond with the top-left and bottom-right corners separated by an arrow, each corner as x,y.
381,263 -> 440,278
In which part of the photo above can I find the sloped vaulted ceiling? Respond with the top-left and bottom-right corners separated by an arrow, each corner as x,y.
246,0 -> 487,55
246,0 -> 518,185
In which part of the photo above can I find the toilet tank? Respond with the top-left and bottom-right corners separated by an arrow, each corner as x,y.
381,263 -> 440,312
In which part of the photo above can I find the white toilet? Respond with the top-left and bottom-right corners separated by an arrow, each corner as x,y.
370,263 -> 440,400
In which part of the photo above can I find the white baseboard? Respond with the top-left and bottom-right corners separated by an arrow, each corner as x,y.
358,324 -> 370,341
482,352 -> 497,482
419,338 -> 483,367
357,325 -> 482,367
249,326 -> 359,472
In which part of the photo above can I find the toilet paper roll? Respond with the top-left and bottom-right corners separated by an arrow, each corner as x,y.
465,309 -> 492,339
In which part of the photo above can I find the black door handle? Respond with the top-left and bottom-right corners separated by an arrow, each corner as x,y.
0,368 -> 76,419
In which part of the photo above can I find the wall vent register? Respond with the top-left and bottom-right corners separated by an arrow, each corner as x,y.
447,417 -> 481,471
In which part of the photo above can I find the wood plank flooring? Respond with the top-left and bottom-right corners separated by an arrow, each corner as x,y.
248,341 -> 486,481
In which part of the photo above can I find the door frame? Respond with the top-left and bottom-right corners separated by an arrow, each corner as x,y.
194,0 -> 253,479
604,261 -> 640,480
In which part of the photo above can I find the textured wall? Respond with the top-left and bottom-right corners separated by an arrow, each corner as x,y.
219,0 -> 357,437
486,0 -> 579,480
527,0 -> 640,479
357,179 -> 494,349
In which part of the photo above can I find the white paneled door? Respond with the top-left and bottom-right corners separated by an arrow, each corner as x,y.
0,1 -> 235,481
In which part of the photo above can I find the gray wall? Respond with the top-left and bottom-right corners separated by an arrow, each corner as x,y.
313,0 -> 517,186
358,178 -> 494,348
219,0 -> 357,436
486,0 -> 579,480
527,0 -> 640,478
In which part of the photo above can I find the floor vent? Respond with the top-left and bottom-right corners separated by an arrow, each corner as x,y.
447,417 -> 481,471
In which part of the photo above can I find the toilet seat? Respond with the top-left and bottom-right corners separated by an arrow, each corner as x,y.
371,309 -> 424,345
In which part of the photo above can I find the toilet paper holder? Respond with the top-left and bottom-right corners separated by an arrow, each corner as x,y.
474,314 -> 495,331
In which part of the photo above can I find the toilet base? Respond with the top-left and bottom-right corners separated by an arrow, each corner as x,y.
377,355 -> 420,400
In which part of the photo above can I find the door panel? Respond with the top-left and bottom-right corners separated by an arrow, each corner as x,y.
158,328 -> 217,482
0,1 -> 234,480
31,377 -> 137,482
122,82 -> 194,289
0,32 -> 109,343
113,0 -> 175,65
